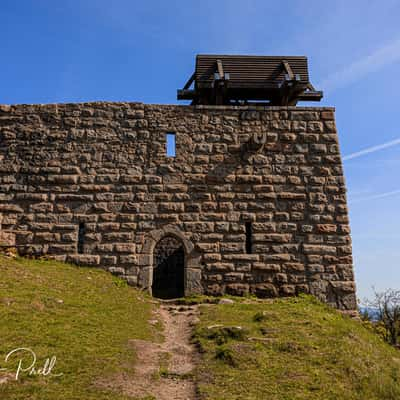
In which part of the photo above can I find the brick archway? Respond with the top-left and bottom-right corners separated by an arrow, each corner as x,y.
138,225 -> 203,296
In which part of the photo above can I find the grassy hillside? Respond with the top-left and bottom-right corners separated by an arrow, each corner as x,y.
194,296 -> 400,400
0,255 -> 154,400
1,255 -> 399,400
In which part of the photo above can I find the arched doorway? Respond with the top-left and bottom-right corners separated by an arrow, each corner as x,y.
152,235 -> 185,299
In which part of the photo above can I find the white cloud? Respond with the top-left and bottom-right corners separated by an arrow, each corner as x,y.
318,37 -> 400,92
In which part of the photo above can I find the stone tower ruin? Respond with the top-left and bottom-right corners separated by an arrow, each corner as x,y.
0,55 -> 356,309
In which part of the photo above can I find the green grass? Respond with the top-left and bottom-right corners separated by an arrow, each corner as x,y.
194,295 -> 400,400
2,255 -> 400,400
0,255 -> 154,400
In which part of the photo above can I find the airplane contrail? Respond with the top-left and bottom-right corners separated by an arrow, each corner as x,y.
343,138 -> 400,161
349,189 -> 400,204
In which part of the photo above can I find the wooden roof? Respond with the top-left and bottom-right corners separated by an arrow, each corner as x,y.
196,55 -> 309,87
177,54 -> 323,106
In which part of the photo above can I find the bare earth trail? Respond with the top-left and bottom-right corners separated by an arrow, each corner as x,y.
110,303 -> 199,400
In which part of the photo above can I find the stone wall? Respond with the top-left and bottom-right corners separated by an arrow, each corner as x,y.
0,102 -> 356,309
0,213 -> 15,247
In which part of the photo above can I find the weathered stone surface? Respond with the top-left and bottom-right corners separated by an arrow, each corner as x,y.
0,230 -> 15,246
278,192 -> 306,201
109,267 -> 125,275
253,283 -> 278,297
225,284 -> 249,296
280,285 -> 296,295
283,263 -> 305,272
66,254 -> 100,266
316,224 -> 337,233
114,243 -> 136,253
0,103 -> 355,309
253,263 -> 281,272
253,233 -> 291,243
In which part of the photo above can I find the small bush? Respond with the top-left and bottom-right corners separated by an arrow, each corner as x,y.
364,288 -> 400,346
215,345 -> 236,366
199,325 -> 247,345
112,277 -> 128,288
253,311 -> 268,322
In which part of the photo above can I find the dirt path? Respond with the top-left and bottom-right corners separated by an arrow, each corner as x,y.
105,303 -> 199,400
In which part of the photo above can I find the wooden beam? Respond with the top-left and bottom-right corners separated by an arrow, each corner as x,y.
298,91 -> 323,101
306,82 -> 316,91
216,59 -> 224,80
282,60 -> 294,80
183,72 -> 196,90
177,89 -> 196,100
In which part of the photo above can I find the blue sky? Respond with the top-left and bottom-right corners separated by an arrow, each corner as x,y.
2,0 -> 400,300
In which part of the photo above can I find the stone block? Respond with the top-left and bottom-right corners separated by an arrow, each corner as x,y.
0,231 -> 15,246
67,254 -> 100,266
253,283 -> 278,298
0,204 -> 24,213
125,275 -> 138,286
253,233 -> 291,243
283,263 -> 305,272
207,274 -> 223,282
114,243 -> 136,253
159,203 -> 184,212
330,281 -> 356,293
236,175 -> 263,184
253,263 -> 281,272
280,285 -> 296,295
184,222 -> 214,233
48,175 -> 79,184
185,268 -> 203,295
98,222 -> 120,232
263,253 -> 292,262
223,254 -> 259,261
316,224 -> 337,233
207,262 -> 234,272
15,193 -> 48,201
120,175 -> 142,184
103,232 -> 133,241
205,284 -> 223,296
307,121 -> 323,132
109,267 -> 125,275
119,254 -> 137,264
303,244 -> 336,255
101,255 -> 117,265
225,283 -> 249,296
34,232 -> 60,242
202,252 -> 221,262
220,242 -> 245,252
196,242 -> 219,252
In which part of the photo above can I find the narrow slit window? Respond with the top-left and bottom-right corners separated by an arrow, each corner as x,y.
78,222 -> 86,254
245,222 -> 252,254
166,132 -> 176,157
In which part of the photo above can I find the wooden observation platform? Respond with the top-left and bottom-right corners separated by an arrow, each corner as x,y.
177,54 -> 323,106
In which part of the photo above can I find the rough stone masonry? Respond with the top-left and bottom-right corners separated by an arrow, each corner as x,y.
0,102 -> 357,310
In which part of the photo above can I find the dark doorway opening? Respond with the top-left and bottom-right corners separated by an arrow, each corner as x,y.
77,222 -> 85,254
152,236 -> 185,299
245,221 -> 252,254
